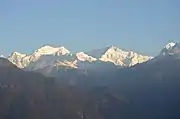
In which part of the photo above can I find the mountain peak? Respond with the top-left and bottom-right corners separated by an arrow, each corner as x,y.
86,45 -> 122,59
160,42 -> 178,56
76,52 -> 97,62
34,45 -> 70,56
106,45 -> 120,51
7,44 -> 152,72
164,42 -> 176,50
106,45 -> 125,52
11,52 -> 27,58
107,45 -> 118,49
87,46 -> 151,66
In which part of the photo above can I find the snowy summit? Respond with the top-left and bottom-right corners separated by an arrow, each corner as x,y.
164,42 -> 176,50
7,44 -> 153,76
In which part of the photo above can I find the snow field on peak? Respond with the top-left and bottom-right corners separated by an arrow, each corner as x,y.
7,44 -> 152,75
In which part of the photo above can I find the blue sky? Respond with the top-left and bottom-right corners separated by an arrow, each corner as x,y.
0,0 -> 180,56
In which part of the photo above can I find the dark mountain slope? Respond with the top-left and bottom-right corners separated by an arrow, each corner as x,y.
0,58 -> 129,119
0,58 -> 60,119
1,53 -> 180,119
106,55 -> 180,119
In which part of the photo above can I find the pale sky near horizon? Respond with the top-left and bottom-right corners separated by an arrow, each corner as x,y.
0,0 -> 180,56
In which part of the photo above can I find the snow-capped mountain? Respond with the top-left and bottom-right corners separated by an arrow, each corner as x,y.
8,52 -> 27,68
87,46 -> 152,66
34,45 -> 70,56
159,42 -> 180,58
76,52 -> 97,62
7,45 -> 152,76
160,42 -> 177,56
164,42 -> 176,50
8,45 -> 70,68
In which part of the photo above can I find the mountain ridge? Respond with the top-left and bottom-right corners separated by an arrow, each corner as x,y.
7,41 -> 179,77
8,45 -> 152,66
6,44 -> 153,77
1,43 -> 180,119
